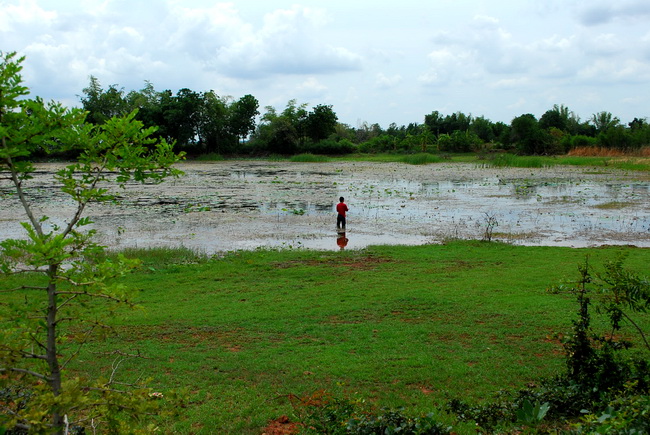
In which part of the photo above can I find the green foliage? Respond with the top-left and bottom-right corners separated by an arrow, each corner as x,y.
0,51 -> 185,433
569,134 -> 598,150
514,399 -> 550,426
574,392 -> 650,434
357,134 -> 397,153
510,113 -> 558,155
435,130 -> 481,153
294,391 -> 451,435
305,104 -> 338,142
80,77 -> 259,155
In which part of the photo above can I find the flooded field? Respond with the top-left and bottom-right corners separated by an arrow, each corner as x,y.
1,161 -> 649,253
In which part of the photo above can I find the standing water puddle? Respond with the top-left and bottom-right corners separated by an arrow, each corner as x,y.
1,161 -> 649,253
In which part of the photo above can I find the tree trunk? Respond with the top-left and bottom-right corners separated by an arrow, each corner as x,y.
47,264 -> 64,432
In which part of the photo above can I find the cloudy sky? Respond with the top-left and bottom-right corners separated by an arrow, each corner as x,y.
2,0 -> 649,128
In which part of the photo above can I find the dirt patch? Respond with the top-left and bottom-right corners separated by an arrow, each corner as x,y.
261,416 -> 301,435
1,161 -> 649,253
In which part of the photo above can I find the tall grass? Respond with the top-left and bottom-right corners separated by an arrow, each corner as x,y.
290,153 -> 331,162
568,146 -> 650,157
484,153 -> 550,168
482,152 -> 650,171
401,153 -> 443,165
107,246 -> 210,267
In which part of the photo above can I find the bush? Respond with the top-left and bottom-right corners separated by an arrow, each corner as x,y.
574,393 -> 650,434
301,138 -> 356,155
294,391 -> 451,435
346,408 -> 451,435
358,135 -> 397,153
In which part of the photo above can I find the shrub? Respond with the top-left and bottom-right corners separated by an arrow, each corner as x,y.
358,135 -> 397,153
294,391 -> 451,435
574,393 -> 650,434
301,138 -> 356,155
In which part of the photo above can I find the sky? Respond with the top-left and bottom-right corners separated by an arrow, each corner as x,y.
2,0 -> 650,128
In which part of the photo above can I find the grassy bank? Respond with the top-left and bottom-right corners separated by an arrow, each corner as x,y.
191,152 -> 650,171
47,242 -> 647,433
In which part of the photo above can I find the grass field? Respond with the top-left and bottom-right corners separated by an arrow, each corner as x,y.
42,241 -> 647,433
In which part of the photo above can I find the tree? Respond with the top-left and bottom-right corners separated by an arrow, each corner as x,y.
125,81 -> 165,133
80,76 -> 129,125
0,52 -> 184,433
228,94 -> 259,145
510,113 -> 554,155
198,90 -> 229,153
251,100 -> 309,154
539,104 -> 570,131
470,116 -> 495,143
305,104 -> 338,143
424,110 -> 444,136
591,111 -> 620,133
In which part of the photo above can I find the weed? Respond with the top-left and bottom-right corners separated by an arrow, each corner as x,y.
481,212 -> 499,242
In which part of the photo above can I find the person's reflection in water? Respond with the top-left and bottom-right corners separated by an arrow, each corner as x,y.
336,233 -> 349,250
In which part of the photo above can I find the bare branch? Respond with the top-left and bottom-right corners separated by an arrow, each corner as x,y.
61,324 -> 98,370
61,157 -> 109,239
54,276 -> 101,288
2,154 -> 44,237
92,349 -> 149,359
0,344 -> 47,360
56,294 -> 79,312
622,311 -> 650,353
54,290 -> 131,304
0,285 -> 48,293
0,367 -> 52,381
28,332 -> 48,352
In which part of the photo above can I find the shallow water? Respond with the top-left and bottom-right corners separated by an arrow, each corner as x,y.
1,161 -> 649,253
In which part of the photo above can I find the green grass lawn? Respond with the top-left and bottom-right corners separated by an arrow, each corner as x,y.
58,242 -> 647,433
3,242 -> 648,433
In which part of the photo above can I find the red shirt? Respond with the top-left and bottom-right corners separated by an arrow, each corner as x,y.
336,202 -> 348,217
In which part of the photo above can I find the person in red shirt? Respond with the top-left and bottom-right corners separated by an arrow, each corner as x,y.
336,196 -> 349,230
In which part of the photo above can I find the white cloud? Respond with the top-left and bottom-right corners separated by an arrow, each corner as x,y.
375,73 -> 402,89
295,77 -> 328,99
489,77 -> 531,89
578,0 -> 650,25
211,5 -> 362,78
578,58 -> 650,83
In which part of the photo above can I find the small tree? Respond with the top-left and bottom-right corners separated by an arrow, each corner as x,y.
1,52 -> 184,433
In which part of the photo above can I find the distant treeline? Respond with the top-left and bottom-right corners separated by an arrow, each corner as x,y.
81,78 -> 650,156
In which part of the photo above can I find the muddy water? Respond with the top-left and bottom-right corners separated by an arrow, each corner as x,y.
1,161 -> 649,253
